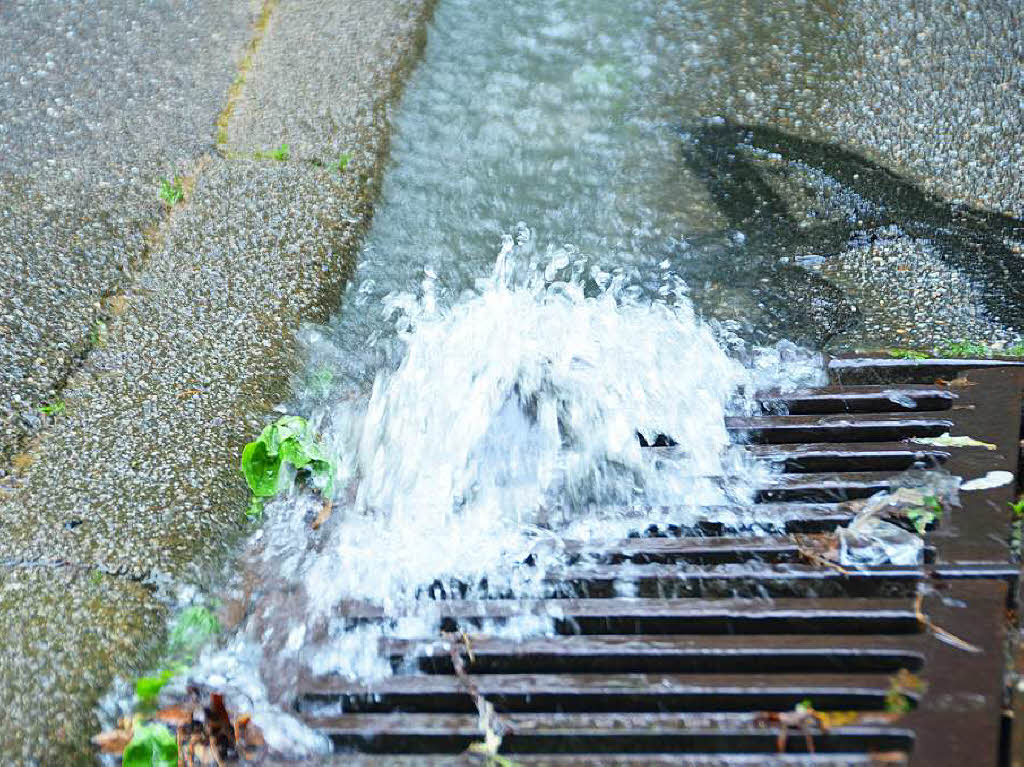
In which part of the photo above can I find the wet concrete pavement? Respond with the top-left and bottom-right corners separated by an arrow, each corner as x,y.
0,0 -> 1021,760
0,0 -> 433,760
660,0 -> 1024,349
0,0 -> 254,471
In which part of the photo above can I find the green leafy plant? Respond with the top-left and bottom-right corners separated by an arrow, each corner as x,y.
122,722 -> 177,767
135,666 -> 184,704
135,606 -> 220,704
1010,497 -> 1024,557
884,669 -> 926,715
336,152 -> 351,172
938,339 -> 989,358
1007,343 -> 1024,357
38,400 -> 66,416
906,495 -> 942,535
90,319 -> 108,348
254,143 -> 290,161
241,415 -> 335,509
888,349 -> 928,360
1011,497 -> 1024,517
158,177 -> 184,206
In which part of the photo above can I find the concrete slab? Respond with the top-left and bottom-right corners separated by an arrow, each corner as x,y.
0,158 -> 369,580
0,0 -> 254,469
0,567 -> 166,763
0,0 -> 253,171
226,0 -> 432,164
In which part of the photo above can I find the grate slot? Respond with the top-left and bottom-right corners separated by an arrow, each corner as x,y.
608,505 -> 858,536
308,712 -> 914,755
758,386 -> 955,415
335,597 -> 923,636
384,635 -> 925,675
744,443 -> 949,473
549,565 -> 922,600
298,672 -> 908,715
756,471 -> 898,502
563,537 -> 803,565
728,413 -> 953,444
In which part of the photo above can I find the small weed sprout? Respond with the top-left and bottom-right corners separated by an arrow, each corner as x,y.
906,495 -> 942,535
884,669 -> 926,714
90,319 -> 108,348
158,177 -> 184,206
938,339 -> 989,358
255,143 -> 290,162
1010,496 -> 1024,557
336,152 -> 352,172
38,400 -> 66,416
888,349 -> 928,360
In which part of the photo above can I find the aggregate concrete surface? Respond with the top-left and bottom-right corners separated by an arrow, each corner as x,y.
0,0 -> 435,760
664,0 -> 1024,349
0,0 -> 255,469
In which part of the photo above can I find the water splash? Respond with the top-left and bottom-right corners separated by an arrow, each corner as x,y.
182,234 -> 826,755
308,230 -> 751,607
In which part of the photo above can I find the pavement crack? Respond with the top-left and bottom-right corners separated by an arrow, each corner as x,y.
215,0 -> 280,151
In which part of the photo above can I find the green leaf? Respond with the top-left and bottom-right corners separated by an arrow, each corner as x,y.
135,668 -> 175,704
241,439 -> 281,497
278,437 -> 314,470
241,415 -> 337,503
246,497 -> 265,520
906,500 -> 941,535
167,606 -> 220,659
122,723 -> 177,767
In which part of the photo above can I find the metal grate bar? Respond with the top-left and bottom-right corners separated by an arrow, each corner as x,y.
299,361 -> 1023,765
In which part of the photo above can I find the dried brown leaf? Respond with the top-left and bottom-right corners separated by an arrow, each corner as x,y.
153,704 -> 195,728
312,498 -> 333,529
91,720 -> 134,755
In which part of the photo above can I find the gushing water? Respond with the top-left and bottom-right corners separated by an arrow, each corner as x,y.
300,229 -> 752,612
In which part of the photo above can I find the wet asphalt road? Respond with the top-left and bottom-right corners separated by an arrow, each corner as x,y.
0,0 -> 1021,759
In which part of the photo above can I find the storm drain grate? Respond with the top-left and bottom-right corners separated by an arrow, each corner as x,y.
295,359 -> 1023,766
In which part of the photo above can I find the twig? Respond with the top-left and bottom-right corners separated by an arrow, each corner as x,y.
794,536 -> 851,576
446,632 -> 508,759
914,592 -> 981,653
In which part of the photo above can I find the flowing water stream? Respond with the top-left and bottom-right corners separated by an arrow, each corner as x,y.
139,0 -> 841,755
